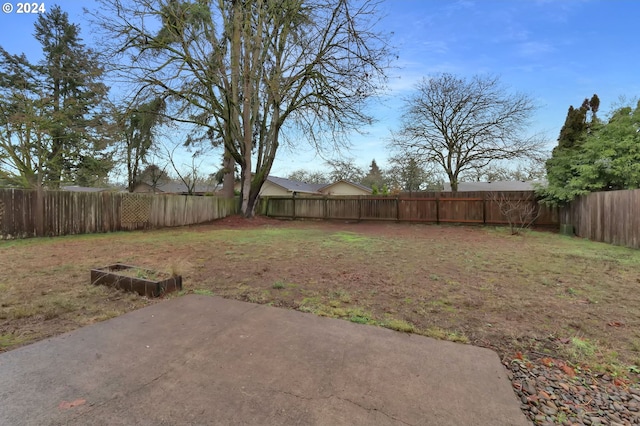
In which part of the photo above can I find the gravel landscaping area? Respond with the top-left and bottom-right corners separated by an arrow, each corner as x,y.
508,356 -> 640,425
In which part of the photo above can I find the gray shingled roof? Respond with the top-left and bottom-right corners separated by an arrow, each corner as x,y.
61,185 -> 110,192
442,181 -> 545,191
155,182 -> 218,194
266,176 -> 327,194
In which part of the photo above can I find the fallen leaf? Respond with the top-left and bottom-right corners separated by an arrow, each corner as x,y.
560,364 -> 575,377
607,321 -> 624,327
58,399 -> 86,410
613,378 -> 628,387
514,351 -> 523,360
541,357 -> 555,367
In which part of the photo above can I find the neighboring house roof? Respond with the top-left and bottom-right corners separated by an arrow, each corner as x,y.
136,181 -> 218,194
442,181 -> 546,191
317,180 -> 372,194
61,185 -> 110,192
235,175 -> 372,195
156,182 -> 218,194
265,176 -> 326,194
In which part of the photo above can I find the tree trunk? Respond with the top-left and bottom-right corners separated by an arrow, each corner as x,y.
222,148 -> 235,198
245,186 -> 261,217
449,174 -> 458,192
240,166 -> 252,216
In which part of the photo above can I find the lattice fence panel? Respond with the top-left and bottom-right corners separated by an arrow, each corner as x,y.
121,196 -> 151,225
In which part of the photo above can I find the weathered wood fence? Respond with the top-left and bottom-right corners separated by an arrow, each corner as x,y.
262,191 -> 560,226
0,188 -> 239,239
6,187 -> 638,248
561,189 -> 640,249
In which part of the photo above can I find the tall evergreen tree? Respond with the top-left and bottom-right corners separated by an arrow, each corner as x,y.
556,105 -> 586,150
0,6 -> 110,188
556,94 -> 600,151
362,159 -> 384,189
35,6 -> 110,186
541,96 -> 640,204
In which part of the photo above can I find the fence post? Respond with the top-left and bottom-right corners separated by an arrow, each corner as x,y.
324,196 -> 328,219
436,194 -> 440,224
292,196 -> 296,220
35,186 -> 44,237
482,193 -> 486,224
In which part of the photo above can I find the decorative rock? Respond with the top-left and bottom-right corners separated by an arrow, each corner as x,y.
534,414 -> 547,423
506,357 -> 640,426
524,379 -> 537,395
542,405 -> 557,416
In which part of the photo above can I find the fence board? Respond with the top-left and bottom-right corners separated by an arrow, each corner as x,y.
0,188 -> 239,240
293,198 -> 325,219
360,198 -> 397,220
397,199 -> 438,222
565,189 -> 640,249
263,191 -> 558,227
326,198 -> 360,220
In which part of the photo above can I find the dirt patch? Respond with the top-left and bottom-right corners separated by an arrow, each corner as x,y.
1,216 -> 640,379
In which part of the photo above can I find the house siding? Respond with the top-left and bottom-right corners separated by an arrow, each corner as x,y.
259,181 -> 290,196
320,181 -> 370,196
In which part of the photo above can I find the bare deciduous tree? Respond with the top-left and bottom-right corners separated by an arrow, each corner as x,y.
325,158 -> 365,183
490,191 -> 541,235
163,142 -> 215,196
287,170 -> 328,184
112,97 -> 167,192
390,74 -> 545,191
92,0 -> 390,216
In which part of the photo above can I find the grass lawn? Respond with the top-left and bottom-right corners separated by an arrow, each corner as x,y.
1,216 -> 640,377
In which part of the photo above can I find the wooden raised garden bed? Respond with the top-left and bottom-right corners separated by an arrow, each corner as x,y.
90,264 -> 182,298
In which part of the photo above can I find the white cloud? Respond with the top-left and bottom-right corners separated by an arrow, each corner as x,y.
517,41 -> 555,57
420,40 -> 449,54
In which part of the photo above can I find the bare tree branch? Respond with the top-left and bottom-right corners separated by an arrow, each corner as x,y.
390,74 -> 546,191
90,0 -> 391,216
489,191 -> 541,235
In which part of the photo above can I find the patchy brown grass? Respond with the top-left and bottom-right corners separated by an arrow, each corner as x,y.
2,216 -> 640,376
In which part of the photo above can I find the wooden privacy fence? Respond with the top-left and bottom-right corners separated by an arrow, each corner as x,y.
0,188 -> 239,239
262,191 -> 559,226
561,189 -> 640,249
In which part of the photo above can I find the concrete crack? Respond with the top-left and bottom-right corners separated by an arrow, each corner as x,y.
270,389 -> 414,426
68,369 -> 171,422
335,396 -> 415,426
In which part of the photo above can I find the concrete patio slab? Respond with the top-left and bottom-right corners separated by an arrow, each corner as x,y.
0,295 -> 529,425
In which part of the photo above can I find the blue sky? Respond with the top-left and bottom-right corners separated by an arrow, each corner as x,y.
1,0 -> 639,179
